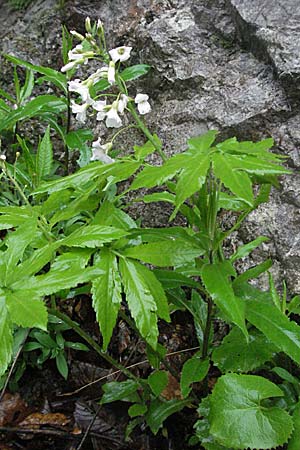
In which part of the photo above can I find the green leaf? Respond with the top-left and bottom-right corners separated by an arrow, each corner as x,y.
36,126 -> 53,184
5,54 -> 67,93
6,292 -> 47,330
153,269 -> 199,289
213,153 -> 254,206
187,130 -> 217,153
61,225 -> 128,248
148,370 -> 168,397
128,403 -> 148,418
288,401 -> 300,450
33,160 -> 140,194
121,64 -> 151,82
101,380 -> 140,404
1,218 -> 38,285
142,192 -> 175,204
56,352 -> 68,379
230,236 -> 268,262
20,69 -> 34,104
134,135 -> 161,160
92,249 -> 122,350
119,258 -> 158,349
201,262 -> 247,339
180,356 -> 209,398
0,297 -> 13,376
174,153 -> 210,214
0,95 -> 67,132
209,374 -> 293,449
65,129 -> 93,149
122,241 -> 204,267
146,398 -> 190,435
212,327 -> 276,373
233,259 -> 273,286
245,298 -> 300,364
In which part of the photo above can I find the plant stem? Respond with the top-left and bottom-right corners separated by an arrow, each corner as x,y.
127,103 -> 167,162
48,308 -> 140,383
201,296 -> 213,359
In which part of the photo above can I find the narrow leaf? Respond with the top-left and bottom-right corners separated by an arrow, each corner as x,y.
36,126 -> 53,184
92,249 -> 122,350
0,296 -> 13,376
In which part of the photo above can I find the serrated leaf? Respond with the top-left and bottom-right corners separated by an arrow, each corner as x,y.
224,153 -> 291,175
209,373 -> 293,449
288,401 -> 300,450
153,269 -> 199,289
119,258 -> 158,349
187,130 -> 217,153
0,296 -> 13,376
146,398 -> 190,434
180,356 -> 209,398
2,218 -> 38,285
36,126 -> 53,184
101,380 -> 140,404
92,249 -> 122,350
134,135 -> 161,160
122,241 -> 204,267
213,153 -> 254,206
201,262 -> 247,339
5,292 -> 47,330
148,371 -> 168,397
212,327 -> 276,373
230,236 -> 269,262
245,298 -> 300,364
61,225 -> 128,248
174,154 -> 210,213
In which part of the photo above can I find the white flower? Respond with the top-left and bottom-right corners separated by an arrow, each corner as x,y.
109,46 -> 132,63
117,94 -> 128,114
85,17 -> 92,33
68,44 -> 84,61
105,102 -> 122,128
91,138 -> 114,163
87,67 -> 108,84
61,59 -> 84,73
70,30 -> 85,41
68,79 -> 92,104
135,93 -> 151,115
0,154 -> 6,161
107,61 -> 115,85
93,100 -> 107,121
70,100 -> 89,123
96,19 -> 103,31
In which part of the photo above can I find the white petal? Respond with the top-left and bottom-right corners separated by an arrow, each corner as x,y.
107,62 -> 115,85
135,93 -> 149,104
109,46 -> 132,63
105,108 -> 122,128
137,101 -> 151,115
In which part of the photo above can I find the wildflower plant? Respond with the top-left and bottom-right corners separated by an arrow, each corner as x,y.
0,16 -> 300,450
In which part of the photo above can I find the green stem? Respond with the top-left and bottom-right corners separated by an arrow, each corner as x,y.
48,308 -> 140,383
127,103 -> 167,162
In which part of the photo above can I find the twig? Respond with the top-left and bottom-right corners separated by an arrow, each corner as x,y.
59,345 -> 201,397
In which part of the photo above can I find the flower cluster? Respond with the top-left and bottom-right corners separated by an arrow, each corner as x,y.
61,17 -> 152,163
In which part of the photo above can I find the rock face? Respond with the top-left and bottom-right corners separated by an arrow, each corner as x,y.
0,0 -> 299,294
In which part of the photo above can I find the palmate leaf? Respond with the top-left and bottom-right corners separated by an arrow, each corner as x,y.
212,327 -> 276,373
92,249 -> 122,350
209,374 -> 293,449
223,152 -> 291,175
119,258 -> 159,349
187,130 -> 218,154
212,153 -> 254,206
201,261 -> 248,339
0,296 -> 13,376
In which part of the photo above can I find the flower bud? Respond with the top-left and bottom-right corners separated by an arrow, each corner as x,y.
70,30 -> 85,41
85,17 -> 92,33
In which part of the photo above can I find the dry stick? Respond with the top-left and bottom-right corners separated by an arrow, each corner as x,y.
75,340 -> 141,450
59,346 -> 201,397
0,329 -> 30,403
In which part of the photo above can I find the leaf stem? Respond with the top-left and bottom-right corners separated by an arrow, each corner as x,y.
48,308 -> 140,383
